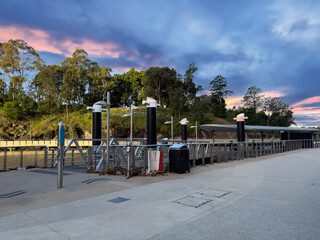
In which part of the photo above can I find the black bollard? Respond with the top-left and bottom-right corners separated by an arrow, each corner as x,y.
233,113 -> 248,142
143,98 -> 160,147
147,107 -> 157,145
87,101 -> 107,146
180,118 -> 189,141
92,111 -> 102,145
237,121 -> 245,142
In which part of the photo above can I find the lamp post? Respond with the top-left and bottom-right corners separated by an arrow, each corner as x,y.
164,115 -> 174,144
190,121 -> 198,143
122,105 -> 136,144
122,105 -> 137,177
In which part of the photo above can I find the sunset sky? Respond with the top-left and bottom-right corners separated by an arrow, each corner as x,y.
1,0 -> 320,126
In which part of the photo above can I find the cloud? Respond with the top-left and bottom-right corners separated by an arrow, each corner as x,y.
225,90 -> 286,109
225,96 -> 243,109
271,0 -> 320,49
0,25 -> 125,59
291,96 -> 320,126
291,96 -> 320,108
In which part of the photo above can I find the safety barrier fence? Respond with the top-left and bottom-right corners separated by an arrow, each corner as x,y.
1,139 -> 319,172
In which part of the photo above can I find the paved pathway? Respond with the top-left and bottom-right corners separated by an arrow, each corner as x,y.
0,149 -> 319,239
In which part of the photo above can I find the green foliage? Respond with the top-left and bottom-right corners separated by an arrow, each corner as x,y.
212,103 -> 227,118
210,75 -> 233,104
142,66 -> 178,106
242,86 -> 265,112
112,68 -> 144,107
32,64 -> 63,113
264,97 -> 295,126
3,101 -> 22,120
0,39 -> 44,101
2,96 -> 36,120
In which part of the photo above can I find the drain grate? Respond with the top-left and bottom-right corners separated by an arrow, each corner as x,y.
200,189 -> 231,198
108,197 -> 130,203
174,196 -> 211,208
0,190 -> 26,198
82,178 -> 110,184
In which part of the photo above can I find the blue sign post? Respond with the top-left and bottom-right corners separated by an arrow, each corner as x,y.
57,122 -> 65,188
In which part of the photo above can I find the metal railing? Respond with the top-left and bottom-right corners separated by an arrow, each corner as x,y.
87,139 -> 320,174
1,139 -> 319,173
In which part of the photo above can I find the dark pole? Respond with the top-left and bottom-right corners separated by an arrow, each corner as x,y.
233,113 -> 248,142
87,101 -> 106,146
143,98 -> 160,147
147,107 -> 157,145
180,118 -> 189,141
181,125 -> 187,141
237,121 -> 245,142
93,111 -> 102,145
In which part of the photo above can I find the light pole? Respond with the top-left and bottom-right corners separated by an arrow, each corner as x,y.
122,105 -> 137,177
190,121 -> 198,143
164,115 -> 174,144
106,92 -> 111,167
122,105 -> 135,144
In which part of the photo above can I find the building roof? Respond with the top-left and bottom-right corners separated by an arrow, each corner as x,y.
200,124 -> 320,133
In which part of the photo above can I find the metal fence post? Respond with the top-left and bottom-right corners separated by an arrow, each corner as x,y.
44,147 -> 48,167
4,148 -> 7,171
51,150 -> 55,167
71,149 -> 74,166
34,147 -> 38,166
20,148 -> 23,168
202,144 -> 205,165
210,144 -> 214,164
230,143 -> 234,160
192,144 -> 196,166
224,144 -> 228,161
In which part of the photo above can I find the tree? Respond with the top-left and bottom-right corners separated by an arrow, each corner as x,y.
142,67 -> 178,106
0,39 -> 44,100
87,63 -> 115,104
209,75 -> 233,104
183,63 -> 202,99
32,65 -> 63,113
242,86 -> 265,112
61,49 -> 91,108
264,97 -> 295,126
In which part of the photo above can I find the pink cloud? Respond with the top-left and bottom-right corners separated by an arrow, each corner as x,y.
291,96 -> 320,108
225,90 -> 286,109
225,96 -> 243,108
0,25 -> 124,58
0,25 -> 63,54
262,90 -> 285,98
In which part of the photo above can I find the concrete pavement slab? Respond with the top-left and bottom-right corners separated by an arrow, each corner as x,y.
1,149 -> 320,239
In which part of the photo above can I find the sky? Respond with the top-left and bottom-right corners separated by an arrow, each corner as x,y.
1,0 -> 320,126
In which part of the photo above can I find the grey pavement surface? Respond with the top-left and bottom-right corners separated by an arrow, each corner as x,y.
0,149 -> 320,239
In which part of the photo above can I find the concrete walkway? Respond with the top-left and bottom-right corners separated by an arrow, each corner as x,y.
0,149 -> 320,239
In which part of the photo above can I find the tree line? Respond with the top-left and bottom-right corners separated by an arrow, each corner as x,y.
0,39 -> 294,126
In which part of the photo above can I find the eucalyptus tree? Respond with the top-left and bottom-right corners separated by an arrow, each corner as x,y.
264,97 -> 294,126
87,62 -> 114,104
142,67 -> 178,106
241,86 -> 265,113
60,49 -> 91,108
209,75 -> 233,104
0,39 -> 44,100
32,65 -> 63,113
